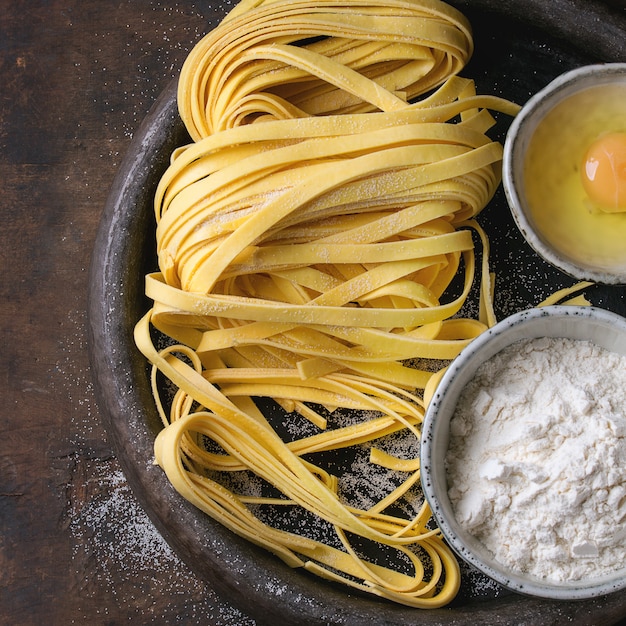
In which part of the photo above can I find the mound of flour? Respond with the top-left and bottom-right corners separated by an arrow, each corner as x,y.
446,336 -> 626,581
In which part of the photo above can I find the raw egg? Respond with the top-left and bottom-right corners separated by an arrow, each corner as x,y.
581,132 -> 626,212
522,82 -> 626,274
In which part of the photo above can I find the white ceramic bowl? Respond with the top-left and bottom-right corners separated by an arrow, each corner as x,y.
502,63 -> 626,285
421,305 -> 626,600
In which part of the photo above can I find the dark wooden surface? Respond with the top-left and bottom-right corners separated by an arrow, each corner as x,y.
1,1 -> 625,625
1,1 -> 255,623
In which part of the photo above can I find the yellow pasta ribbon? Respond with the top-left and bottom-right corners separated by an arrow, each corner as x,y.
134,0 -> 527,609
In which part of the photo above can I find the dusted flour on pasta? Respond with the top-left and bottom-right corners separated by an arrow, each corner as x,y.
136,0 -> 524,609
446,336 -> 626,582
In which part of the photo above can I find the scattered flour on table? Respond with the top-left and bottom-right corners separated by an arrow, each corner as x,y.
446,336 -> 626,582
57,309 -> 254,624
68,460 -> 256,625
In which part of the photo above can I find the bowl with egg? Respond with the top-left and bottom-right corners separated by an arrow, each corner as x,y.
421,304 -> 626,600
502,63 -> 626,285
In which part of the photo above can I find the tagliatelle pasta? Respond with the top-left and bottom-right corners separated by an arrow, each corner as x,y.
178,0 -> 477,139
133,0 -> 524,608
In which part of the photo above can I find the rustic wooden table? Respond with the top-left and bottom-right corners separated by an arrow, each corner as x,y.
1,1 -> 625,625
1,1 -> 255,623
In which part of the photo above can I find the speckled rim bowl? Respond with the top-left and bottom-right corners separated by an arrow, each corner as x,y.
421,305 -> 626,600
502,63 -> 626,285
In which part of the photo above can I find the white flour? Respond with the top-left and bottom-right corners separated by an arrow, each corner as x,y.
446,336 -> 626,582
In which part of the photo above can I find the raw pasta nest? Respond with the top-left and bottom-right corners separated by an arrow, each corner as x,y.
134,0 -> 524,609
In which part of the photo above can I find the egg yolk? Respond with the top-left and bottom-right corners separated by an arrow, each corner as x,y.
581,132 -> 626,213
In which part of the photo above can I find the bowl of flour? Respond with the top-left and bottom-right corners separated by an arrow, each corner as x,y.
421,305 -> 626,599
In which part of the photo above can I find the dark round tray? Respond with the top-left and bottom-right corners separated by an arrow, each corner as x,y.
88,1 -> 626,624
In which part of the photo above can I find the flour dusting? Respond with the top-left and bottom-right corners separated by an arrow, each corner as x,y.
67,457 -> 256,624
54,306 -> 254,623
